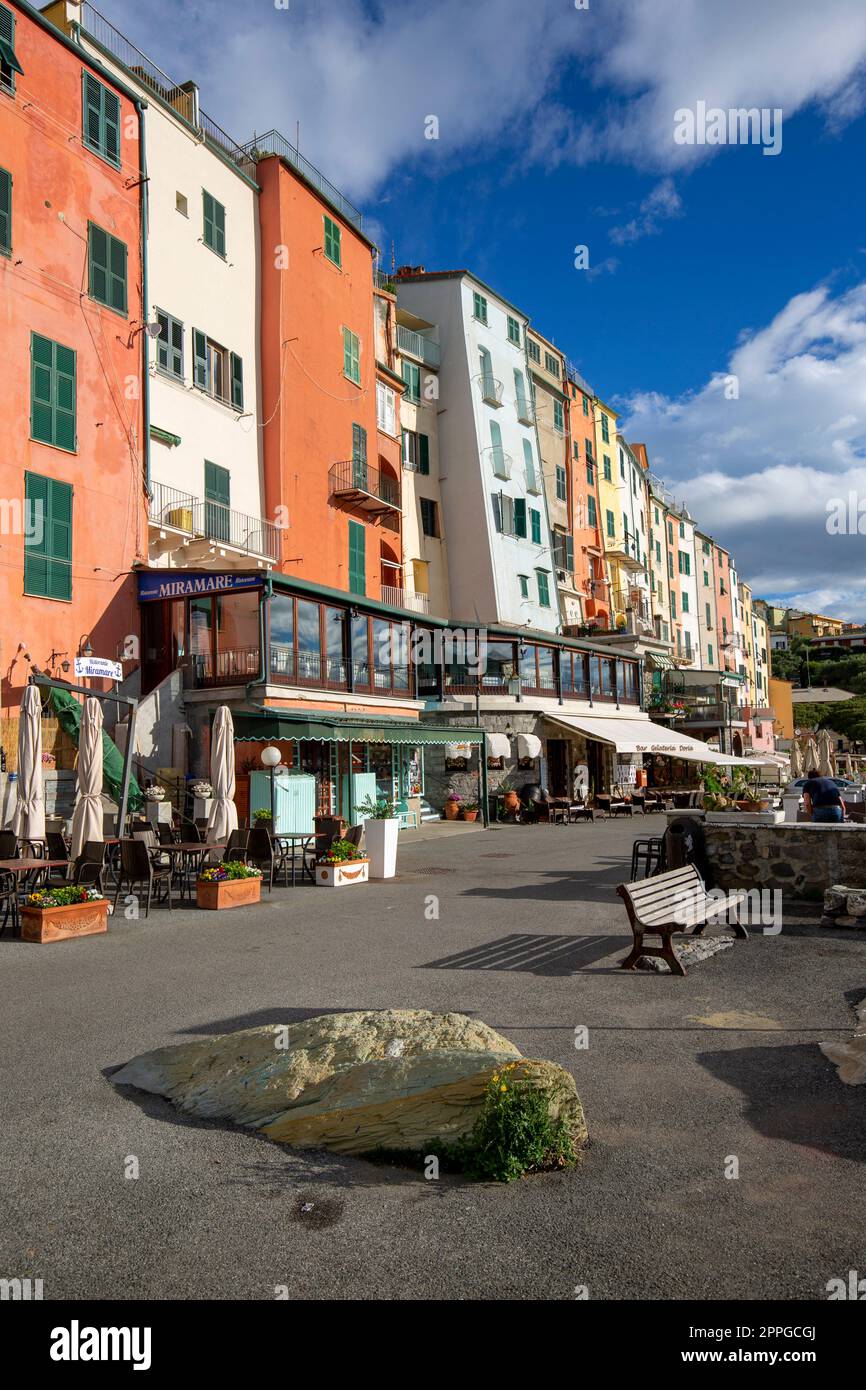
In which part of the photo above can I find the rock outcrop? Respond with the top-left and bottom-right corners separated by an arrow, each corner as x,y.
113,1009 -> 587,1156
820,997 -> 866,1086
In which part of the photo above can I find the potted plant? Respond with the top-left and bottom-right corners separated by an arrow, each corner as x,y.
315,837 -> 370,888
196,861 -> 263,910
444,792 -> 462,821
253,807 -> 274,826
355,794 -> 399,879
497,777 -> 521,817
461,801 -> 479,823
21,885 -> 108,944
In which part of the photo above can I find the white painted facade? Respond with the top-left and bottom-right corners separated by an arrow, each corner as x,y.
56,1 -> 269,570
673,512 -> 701,665
396,273 -> 558,631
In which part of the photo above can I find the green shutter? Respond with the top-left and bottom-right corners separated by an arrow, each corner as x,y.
109,232 -> 127,312
0,166 -> 10,255
88,222 -> 127,313
514,498 -> 527,538
82,72 -> 120,166
348,520 -> 365,596
418,433 -> 430,475
324,215 -> 341,266
203,192 -> 226,255
0,4 -> 23,86
230,352 -> 244,409
204,461 -> 230,542
193,329 -> 208,388
343,328 -> 360,384
214,199 -> 226,255
24,473 -> 72,601
30,335 -> 76,452
530,509 -> 541,545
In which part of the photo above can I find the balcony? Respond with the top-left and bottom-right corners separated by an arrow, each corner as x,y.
483,445 -> 512,480
677,700 -> 748,728
397,326 -> 440,368
381,584 -> 431,614
269,646 -> 412,698
148,481 -> 278,564
604,534 -> 644,570
477,374 -> 504,407
328,460 -> 401,520
516,396 -> 535,426
191,645 -> 261,688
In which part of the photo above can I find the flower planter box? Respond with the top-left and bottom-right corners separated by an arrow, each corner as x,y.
196,877 -> 262,910
364,818 -> 399,878
316,859 -> 369,887
21,898 -> 109,944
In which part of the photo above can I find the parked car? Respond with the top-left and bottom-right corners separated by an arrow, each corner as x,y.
787,777 -> 860,792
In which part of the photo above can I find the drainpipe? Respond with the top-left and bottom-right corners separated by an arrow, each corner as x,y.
245,578 -> 272,700
137,101 -> 150,493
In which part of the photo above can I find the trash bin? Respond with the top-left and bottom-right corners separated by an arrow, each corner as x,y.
664,815 -> 713,886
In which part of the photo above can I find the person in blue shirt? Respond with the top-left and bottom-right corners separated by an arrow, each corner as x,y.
802,768 -> 844,823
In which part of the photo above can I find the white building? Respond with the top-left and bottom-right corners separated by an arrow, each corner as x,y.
670,508 -> 701,665
49,1 -> 273,572
396,271 -> 559,632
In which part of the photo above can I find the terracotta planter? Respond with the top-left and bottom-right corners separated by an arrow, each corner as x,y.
461,810 -> 478,822
21,898 -> 109,944
502,790 -> 521,815
444,800 -> 461,820
735,799 -> 770,813
315,859 -> 369,887
196,877 -> 262,910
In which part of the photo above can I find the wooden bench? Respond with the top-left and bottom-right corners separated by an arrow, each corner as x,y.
616,864 -> 748,977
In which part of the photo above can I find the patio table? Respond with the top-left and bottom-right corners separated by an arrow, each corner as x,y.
162,842 -> 226,901
0,860 -> 73,937
274,833 -> 316,886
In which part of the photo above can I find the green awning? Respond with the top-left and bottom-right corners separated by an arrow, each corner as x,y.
0,37 -> 24,78
232,709 -> 485,745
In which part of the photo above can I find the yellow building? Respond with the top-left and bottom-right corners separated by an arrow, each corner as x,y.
786,611 -> 844,639
594,397 -> 636,628
769,677 -> 794,740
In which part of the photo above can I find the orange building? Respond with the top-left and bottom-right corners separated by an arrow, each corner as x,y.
712,542 -> 737,672
0,0 -> 145,717
565,368 -> 608,628
256,146 -> 401,600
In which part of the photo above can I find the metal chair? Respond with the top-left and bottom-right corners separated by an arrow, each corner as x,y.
246,827 -> 289,891
630,836 -> 666,880
114,838 -> 173,917
156,822 -> 178,846
0,830 -> 18,859
0,869 -> 19,937
73,841 -> 107,894
394,799 -> 419,830
223,829 -> 250,862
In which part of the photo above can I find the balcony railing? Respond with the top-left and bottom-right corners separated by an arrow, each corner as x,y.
483,446 -> 512,480
381,584 -> 431,614
515,396 -> 535,425
79,4 -> 254,176
329,460 -> 401,517
148,480 -> 278,561
477,374 -> 504,407
269,646 -> 412,697
191,646 -> 261,688
397,326 -> 441,368
239,129 -> 363,230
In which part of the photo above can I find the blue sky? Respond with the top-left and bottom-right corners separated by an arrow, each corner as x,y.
95,0 -> 866,619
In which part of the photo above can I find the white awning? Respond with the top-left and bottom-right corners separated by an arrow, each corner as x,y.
517,733 -> 542,758
545,713 -> 754,765
485,732 -> 511,759
445,742 -> 472,759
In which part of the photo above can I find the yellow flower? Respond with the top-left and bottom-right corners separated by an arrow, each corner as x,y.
500,1084 -> 507,1093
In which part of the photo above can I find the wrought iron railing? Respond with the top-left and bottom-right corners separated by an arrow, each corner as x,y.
329,460 -> 401,509
147,481 -> 278,560
239,130 -> 363,230
477,374 -> 504,406
381,585 -> 430,614
191,646 -> 261,687
397,326 -> 441,367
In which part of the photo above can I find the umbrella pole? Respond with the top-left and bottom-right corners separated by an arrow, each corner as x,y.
118,700 -> 139,833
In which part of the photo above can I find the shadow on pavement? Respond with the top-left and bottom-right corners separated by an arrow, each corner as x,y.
419,931 -> 625,975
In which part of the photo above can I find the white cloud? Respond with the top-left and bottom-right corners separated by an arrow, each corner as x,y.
609,177 -> 683,245
619,281 -> 866,619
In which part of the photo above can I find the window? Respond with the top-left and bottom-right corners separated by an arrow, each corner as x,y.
348,520 -> 365,595
192,331 -> 243,408
553,399 -> 564,433
514,368 -> 531,419
175,191 -> 188,217
702,540 -> 710,555
489,420 -> 508,477
88,222 -> 127,314
707,644 -> 714,664
507,315 -> 521,345
0,3 -> 22,95
667,553 -> 674,578
472,291 -> 487,323
202,191 -> 226,257
402,429 -> 429,474
619,452 -> 625,480
31,334 -> 76,452
544,351 -> 560,377
323,214 -> 342,267
536,570 -> 551,608
376,381 -> 396,435
343,327 -> 361,384
478,346 -> 497,400
420,498 -> 439,538
603,455 -> 612,481
24,472 -> 72,601
555,465 -> 567,501
678,551 -> 691,575
518,575 -> 530,598
670,592 -> 677,619
413,559 -> 430,596
204,460 -> 230,542
523,438 -> 539,492
513,497 -> 527,538
527,337 -> 541,363
679,520 -> 685,538
0,165 -> 10,256
587,495 -> 597,528
605,509 -> 615,539
655,540 -> 661,562
582,395 -> 589,416
654,507 -> 660,525
553,531 -> 574,572
401,359 -> 421,402
667,520 -> 674,543
530,508 -> 542,545
156,310 -> 183,379
82,72 -> 120,166
586,460 -> 594,486
682,592 -> 689,613
703,570 -> 710,587
601,413 -> 609,444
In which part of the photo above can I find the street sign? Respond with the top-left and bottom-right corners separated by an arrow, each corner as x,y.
74,656 -> 123,681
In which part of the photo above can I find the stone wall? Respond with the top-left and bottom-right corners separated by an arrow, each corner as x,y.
704,822 -> 866,899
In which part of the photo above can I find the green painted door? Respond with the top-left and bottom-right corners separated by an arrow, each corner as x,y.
204,461 -> 230,543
